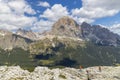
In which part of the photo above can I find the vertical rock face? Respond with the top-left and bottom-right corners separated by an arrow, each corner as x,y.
50,16 -> 82,38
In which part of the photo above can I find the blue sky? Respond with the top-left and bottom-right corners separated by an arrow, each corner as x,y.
94,12 -> 120,26
0,0 -> 120,34
26,0 -> 120,26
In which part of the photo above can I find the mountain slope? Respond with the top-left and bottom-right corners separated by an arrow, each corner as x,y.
81,22 -> 120,46
1,17 -> 120,68
28,17 -> 120,67
0,29 -> 33,50
16,28 -> 40,41
29,39 -> 120,67
46,16 -> 120,47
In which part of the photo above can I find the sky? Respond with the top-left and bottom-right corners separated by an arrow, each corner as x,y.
0,0 -> 120,35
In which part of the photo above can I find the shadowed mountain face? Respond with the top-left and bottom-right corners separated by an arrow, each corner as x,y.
81,22 -> 120,46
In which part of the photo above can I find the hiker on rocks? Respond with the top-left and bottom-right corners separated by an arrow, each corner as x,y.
79,65 -> 83,70
86,70 -> 91,80
99,66 -> 101,72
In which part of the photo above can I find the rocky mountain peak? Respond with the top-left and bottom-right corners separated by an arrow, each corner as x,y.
16,28 -> 32,34
81,22 -> 91,27
53,16 -> 79,29
16,28 -> 39,40
0,29 -> 12,36
50,16 -> 82,38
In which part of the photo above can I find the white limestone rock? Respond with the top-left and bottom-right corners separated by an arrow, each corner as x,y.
0,66 -> 120,80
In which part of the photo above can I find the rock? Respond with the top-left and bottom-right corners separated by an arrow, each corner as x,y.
49,16 -> 82,38
16,28 -> 41,41
0,66 -> 120,80
0,66 -> 30,80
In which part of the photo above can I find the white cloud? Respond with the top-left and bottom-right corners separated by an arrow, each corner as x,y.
108,24 -> 120,35
38,1 -> 50,8
72,16 -> 94,24
72,8 -> 118,19
82,0 -> 120,10
1,0 -> 120,33
40,4 -> 69,21
32,20 -> 53,32
36,4 -> 70,31
0,0 -> 37,31
71,0 -> 120,23
0,14 -> 37,30
39,3 -> 94,26
0,2 -> 11,13
8,0 -> 36,14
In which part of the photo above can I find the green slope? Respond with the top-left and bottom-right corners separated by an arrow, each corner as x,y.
0,39 -> 120,70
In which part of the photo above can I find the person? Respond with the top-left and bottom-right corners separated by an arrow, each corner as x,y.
86,70 -> 91,80
79,65 -> 83,71
80,65 -> 83,70
99,66 -> 101,72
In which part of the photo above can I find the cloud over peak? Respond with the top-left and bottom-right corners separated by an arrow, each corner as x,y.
32,4 -> 69,32
40,4 -> 69,21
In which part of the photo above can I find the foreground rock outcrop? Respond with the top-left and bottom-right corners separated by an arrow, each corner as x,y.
0,66 -> 120,80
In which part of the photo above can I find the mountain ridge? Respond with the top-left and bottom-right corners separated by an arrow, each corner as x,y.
0,16 -> 120,50
81,22 -> 120,46
1,17 -> 120,68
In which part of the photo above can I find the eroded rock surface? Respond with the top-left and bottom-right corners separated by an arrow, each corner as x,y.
0,66 -> 120,80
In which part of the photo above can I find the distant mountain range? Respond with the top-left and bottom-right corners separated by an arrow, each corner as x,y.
1,16 -> 120,50
0,29 -> 32,50
0,16 -> 120,68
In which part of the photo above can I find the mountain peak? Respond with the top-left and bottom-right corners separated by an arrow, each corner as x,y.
17,28 -> 32,33
81,22 -> 91,27
53,16 -> 79,29
49,16 -> 82,38
0,29 -> 12,36
16,28 -> 38,40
